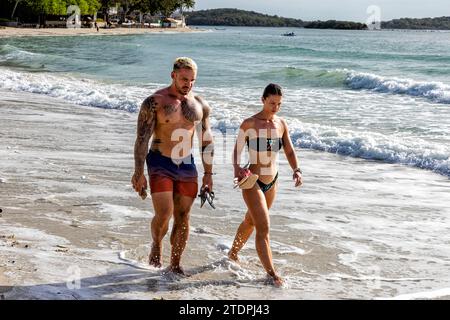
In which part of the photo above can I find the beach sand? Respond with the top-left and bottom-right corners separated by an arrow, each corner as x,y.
0,26 -> 201,38
1,88 -> 450,300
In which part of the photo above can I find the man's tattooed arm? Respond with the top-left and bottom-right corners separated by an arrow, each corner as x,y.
197,97 -> 214,170
134,96 -> 157,176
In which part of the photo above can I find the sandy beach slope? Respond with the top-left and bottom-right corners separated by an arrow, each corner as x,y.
0,26 -> 202,38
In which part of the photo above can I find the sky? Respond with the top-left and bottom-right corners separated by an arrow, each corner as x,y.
192,0 -> 450,22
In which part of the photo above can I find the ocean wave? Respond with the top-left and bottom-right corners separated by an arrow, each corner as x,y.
208,117 -> 450,177
0,44 -> 39,61
0,43 -> 113,72
345,71 -> 450,104
259,67 -> 346,88
266,67 -> 450,104
0,68 -> 147,112
289,122 -> 450,177
1,68 -> 448,177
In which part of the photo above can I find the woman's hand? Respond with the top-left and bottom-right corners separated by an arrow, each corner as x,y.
293,171 -> 303,188
235,167 -> 251,182
233,166 -> 252,188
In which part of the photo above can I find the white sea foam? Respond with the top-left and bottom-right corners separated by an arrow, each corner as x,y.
0,44 -> 39,61
345,71 -> 450,104
1,68 -> 449,177
266,66 -> 450,104
0,68 -> 149,112
378,287 -> 450,300
289,121 -> 450,176
271,241 -> 310,255
97,203 -> 150,225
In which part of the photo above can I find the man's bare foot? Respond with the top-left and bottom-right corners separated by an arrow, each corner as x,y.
169,265 -> 189,276
227,251 -> 240,262
149,243 -> 162,268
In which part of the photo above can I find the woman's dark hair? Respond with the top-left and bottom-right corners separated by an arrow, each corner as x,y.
263,83 -> 283,99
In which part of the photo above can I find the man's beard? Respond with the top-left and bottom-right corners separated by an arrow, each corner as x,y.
176,83 -> 190,95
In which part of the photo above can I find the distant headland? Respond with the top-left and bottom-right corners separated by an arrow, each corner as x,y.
186,8 -> 450,30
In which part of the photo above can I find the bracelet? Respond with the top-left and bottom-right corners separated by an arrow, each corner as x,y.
204,172 -> 216,175
293,168 -> 302,174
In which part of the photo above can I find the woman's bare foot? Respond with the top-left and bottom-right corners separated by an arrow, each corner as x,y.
266,274 -> 283,287
227,251 -> 240,262
271,274 -> 284,287
149,243 -> 162,268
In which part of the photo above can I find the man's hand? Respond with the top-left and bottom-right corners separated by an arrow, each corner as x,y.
202,174 -> 213,192
131,173 -> 148,198
293,171 -> 303,188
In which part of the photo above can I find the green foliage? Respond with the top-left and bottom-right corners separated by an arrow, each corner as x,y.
382,16 -> 450,30
186,9 -> 304,27
140,0 -> 194,17
2,0 -> 194,20
304,20 -> 367,30
24,0 -> 101,15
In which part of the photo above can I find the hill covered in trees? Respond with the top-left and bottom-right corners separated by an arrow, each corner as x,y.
382,16 -> 450,30
186,9 -> 367,29
185,8 -> 304,27
187,9 -> 450,31
304,20 -> 367,30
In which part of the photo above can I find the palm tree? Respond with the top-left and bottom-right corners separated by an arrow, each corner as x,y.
178,0 -> 194,27
10,0 -> 21,19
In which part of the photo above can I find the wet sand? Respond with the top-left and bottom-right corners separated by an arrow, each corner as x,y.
0,26 -> 202,38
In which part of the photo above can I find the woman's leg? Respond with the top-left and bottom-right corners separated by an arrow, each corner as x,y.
228,211 -> 254,261
242,184 -> 282,285
228,183 -> 277,261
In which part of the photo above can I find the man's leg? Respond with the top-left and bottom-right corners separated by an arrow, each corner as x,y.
149,175 -> 174,268
169,181 -> 197,274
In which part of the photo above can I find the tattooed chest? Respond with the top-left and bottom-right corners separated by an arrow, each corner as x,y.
161,100 -> 202,123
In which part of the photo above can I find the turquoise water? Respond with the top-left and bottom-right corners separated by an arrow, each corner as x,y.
1,27 -> 450,176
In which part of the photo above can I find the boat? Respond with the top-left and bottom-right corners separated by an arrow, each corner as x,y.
282,32 -> 296,37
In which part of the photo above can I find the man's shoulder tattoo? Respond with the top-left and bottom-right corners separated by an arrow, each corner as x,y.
142,96 -> 158,116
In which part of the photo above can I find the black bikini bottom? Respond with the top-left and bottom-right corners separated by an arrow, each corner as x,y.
257,172 -> 278,193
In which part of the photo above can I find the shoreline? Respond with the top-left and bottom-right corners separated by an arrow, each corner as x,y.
0,26 -> 204,38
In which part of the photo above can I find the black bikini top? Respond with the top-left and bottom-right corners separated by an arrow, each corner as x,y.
246,137 -> 284,152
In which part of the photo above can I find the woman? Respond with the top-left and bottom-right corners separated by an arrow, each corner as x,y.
228,83 -> 303,286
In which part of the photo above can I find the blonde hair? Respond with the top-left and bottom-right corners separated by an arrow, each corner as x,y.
173,57 -> 197,72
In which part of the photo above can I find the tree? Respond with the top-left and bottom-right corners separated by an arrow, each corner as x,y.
10,0 -> 22,19
24,0 -> 100,15
157,0 -> 194,17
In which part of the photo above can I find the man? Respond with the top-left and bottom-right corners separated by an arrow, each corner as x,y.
131,57 -> 214,275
